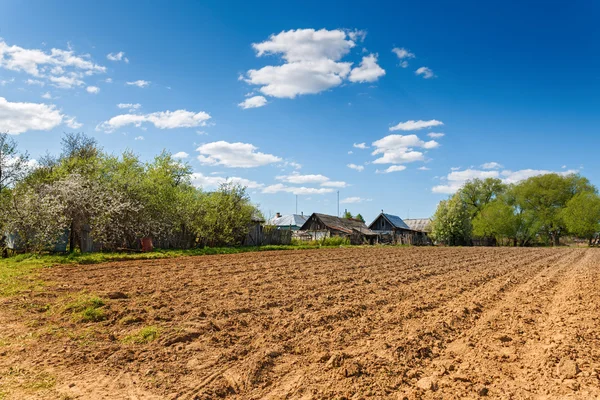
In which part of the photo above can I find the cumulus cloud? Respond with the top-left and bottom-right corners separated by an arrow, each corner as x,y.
106,51 -> 129,63
126,80 -> 150,88
432,167 -> 580,194
41,92 -> 53,99
173,151 -> 189,159
86,86 -> 100,94
340,196 -> 371,204
353,142 -> 368,149
196,141 -> 281,168
0,96 -> 64,134
191,172 -> 264,190
238,95 -> 267,109
371,134 -> 439,165
0,40 -> 105,89
427,132 -> 445,138
97,109 -> 211,132
243,28 -> 383,100
134,136 -> 144,141
262,183 -> 334,195
347,163 -> 365,172
376,165 -> 407,173
117,103 -> 141,112
392,47 -> 415,60
390,119 -> 443,131
64,115 -> 83,129
418,166 -> 431,171
481,162 -> 503,170
415,66 -> 435,79
349,54 -> 385,83
25,79 -> 45,86
276,172 -> 346,188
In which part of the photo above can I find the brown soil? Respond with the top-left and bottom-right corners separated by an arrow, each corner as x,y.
1,247 -> 599,399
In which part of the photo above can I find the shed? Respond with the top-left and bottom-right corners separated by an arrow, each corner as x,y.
299,213 -> 378,244
404,218 -> 432,233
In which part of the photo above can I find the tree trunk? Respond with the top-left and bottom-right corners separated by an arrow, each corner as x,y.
69,221 -> 75,253
589,237 -> 593,247
553,234 -> 560,247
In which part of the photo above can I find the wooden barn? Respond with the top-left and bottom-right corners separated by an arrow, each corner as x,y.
299,213 -> 378,244
369,213 -> 431,245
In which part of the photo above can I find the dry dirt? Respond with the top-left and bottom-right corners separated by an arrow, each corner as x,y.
1,247 -> 600,399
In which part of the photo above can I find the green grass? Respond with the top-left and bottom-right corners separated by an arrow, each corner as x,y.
123,326 -> 160,344
63,295 -> 106,322
0,244 -> 352,298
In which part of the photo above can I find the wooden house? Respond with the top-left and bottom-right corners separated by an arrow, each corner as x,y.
299,213 -> 378,244
369,213 -> 431,245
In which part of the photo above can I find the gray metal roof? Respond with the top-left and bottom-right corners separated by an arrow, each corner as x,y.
382,213 -> 411,230
404,218 -> 432,232
268,214 -> 308,227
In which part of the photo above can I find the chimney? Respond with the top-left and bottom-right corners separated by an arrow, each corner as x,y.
276,212 -> 281,218
301,211 -> 303,216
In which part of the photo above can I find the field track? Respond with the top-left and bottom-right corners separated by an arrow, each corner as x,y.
1,247 -> 599,399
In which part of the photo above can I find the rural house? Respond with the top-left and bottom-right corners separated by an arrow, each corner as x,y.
268,212 -> 308,230
369,213 -> 431,245
299,213 -> 378,244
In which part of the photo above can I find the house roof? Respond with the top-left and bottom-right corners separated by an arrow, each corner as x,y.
404,218 -> 432,232
301,213 -> 377,235
368,213 -> 411,230
268,214 -> 308,227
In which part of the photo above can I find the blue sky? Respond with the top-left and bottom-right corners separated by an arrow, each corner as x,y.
1,0 -> 599,222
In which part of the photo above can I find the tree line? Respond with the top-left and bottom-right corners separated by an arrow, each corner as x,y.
430,174 -> 600,246
0,133 -> 260,253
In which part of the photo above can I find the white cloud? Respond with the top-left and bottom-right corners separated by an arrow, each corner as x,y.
431,167 -> 580,194
321,180 -> 347,188
348,30 -> 367,43
353,142 -> 368,149
25,78 -> 45,86
41,92 -> 53,99
191,172 -> 264,190
126,80 -> 150,88
418,166 -> 431,171
481,162 -> 503,170
196,141 -> 281,168
347,163 -> 365,172
106,51 -> 129,63
0,40 -> 105,89
117,103 -> 141,112
348,150 -> 353,154
244,28 -> 381,99
349,54 -> 385,83
276,172 -> 329,184
64,116 -> 83,129
134,136 -> 144,141
340,196 -> 371,204
427,132 -> 445,138
245,59 -> 351,98
105,78 -> 113,83
415,66 -> 435,79
390,119 -> 443,131
97,109 -> 211,132
392,47 -> 415,60
400,61 -> 409,68
86,86 -> 100,94
376,165 -> 406,173
0,78 -> 15,86
0,97 -> 64,134
173,151 -> 189,159
371,134 -> 439,164
262,183 -> 334,195
238,95 -> 267,109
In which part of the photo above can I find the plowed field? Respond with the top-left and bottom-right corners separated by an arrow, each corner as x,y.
1,247 -> 599,399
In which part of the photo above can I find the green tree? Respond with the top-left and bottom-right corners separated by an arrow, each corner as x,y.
431,194 -> 472,246
342,210 -> 353,219
562,192 -> 600,246
512,174 -> 595,245
355,213 -> 365,223
458,178 -> 506,219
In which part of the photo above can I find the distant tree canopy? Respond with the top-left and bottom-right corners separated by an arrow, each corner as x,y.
431,175 -> 600,246
0,133 -> 261,252
342,210 -> 353,219
355,213 -> 365,223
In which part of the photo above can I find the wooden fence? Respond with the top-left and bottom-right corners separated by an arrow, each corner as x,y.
244,226 -> 292,246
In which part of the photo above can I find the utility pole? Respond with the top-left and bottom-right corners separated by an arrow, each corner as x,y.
337,191 -> 340,217
295,195 -> 298,214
